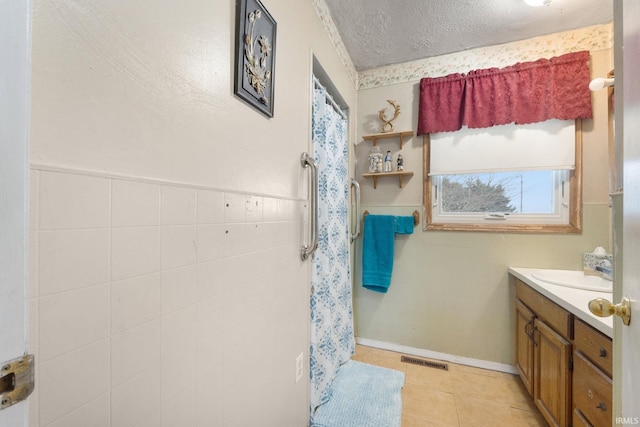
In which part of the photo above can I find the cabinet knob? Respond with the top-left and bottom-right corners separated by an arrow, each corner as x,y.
599,348 -> 607,357
597,402 -> 607,411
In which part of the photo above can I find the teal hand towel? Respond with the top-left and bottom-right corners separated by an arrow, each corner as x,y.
394,216 -> 414,234
362,215 -> 395,293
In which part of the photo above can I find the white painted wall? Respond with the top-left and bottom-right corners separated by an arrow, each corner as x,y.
30,0 -> 356,198
28,0 -> 356,426
353,27 -> 614,366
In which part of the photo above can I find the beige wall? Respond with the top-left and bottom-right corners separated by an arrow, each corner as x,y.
353,29 -> 614,366
28,1 -> 356,426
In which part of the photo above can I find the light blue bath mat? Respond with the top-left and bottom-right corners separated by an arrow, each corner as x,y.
311,360 -> 404,427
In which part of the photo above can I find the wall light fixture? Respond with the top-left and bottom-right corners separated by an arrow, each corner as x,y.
589,77 -> 615,91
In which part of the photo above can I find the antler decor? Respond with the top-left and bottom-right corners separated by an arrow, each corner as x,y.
378,100 -> 401,133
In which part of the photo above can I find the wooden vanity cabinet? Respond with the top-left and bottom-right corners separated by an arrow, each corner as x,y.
514,279 -> 614,427
516,280 -> 573,427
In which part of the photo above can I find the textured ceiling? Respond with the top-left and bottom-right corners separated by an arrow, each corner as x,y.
323,0 -> 613,71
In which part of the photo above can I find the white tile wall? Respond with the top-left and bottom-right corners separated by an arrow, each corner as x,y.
196,259 -> 223,300
196,190 -> 225,225
110,273 -> 161,334
110,366 -> 161,427
161,306 -> 197,360
160,226 -> 197,270
45,395 -> 110,427
196,224 -> 225,262
110,320 -> 161,387
161,265 -> 197,315
161,186 -> 197,226
111,227 -> 161,281
39,283 -> 109,361
29,169 -> 310,427
38,172 -> 110,230
111,180 -> 160,227
39,229 -> 110,295
38,339 -> 110,425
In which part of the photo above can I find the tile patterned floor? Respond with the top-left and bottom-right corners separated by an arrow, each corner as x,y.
351,345 -> 548,427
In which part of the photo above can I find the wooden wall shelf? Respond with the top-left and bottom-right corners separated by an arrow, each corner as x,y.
362,130 -> 414,149
362,171 -> 414,189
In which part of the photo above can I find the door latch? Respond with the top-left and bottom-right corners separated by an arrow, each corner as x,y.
0,354 -> 34,410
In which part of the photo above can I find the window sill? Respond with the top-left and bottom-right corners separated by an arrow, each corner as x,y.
424,222 -> 582,233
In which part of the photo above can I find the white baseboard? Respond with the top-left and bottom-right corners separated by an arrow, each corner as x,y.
355,337 -> 518,375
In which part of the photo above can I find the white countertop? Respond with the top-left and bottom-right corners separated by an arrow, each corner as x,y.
509,267 -> 613,338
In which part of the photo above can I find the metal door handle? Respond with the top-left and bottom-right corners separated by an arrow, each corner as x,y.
589,297 -> 631,325
530,325 -> 538,346
301,152 -> 318,261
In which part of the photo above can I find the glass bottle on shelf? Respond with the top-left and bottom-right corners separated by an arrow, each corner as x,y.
368,146 -> 383,173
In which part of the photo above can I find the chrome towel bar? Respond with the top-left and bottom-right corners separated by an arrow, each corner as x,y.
350,179 -> 361,243
301,152 -> 318,261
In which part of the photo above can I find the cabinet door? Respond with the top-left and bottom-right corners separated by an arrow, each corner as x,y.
515,300 -> 535,396
534,318 -> 572,427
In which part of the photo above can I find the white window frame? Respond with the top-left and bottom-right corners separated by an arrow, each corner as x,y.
431,170 -> 571,225
423,119 -> 583,233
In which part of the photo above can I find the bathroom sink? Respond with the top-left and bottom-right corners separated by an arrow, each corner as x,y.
531,269 -> 612,292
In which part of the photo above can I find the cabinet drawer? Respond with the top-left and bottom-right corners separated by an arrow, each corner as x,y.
573,351 -> 612,427
574,318 -> 613,378
516,280 -> 573,339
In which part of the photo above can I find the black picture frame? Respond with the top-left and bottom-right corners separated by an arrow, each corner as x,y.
234,0 -> 277,118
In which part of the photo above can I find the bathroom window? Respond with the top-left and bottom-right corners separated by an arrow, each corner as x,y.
424,119 -> 583,233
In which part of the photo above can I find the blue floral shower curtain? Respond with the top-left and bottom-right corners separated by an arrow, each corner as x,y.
309,82 -> 355,416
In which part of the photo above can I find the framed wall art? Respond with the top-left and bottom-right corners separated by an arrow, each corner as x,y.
234,0 -> 277,118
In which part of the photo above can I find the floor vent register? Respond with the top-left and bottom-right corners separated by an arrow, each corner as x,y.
400,355 -> 449,371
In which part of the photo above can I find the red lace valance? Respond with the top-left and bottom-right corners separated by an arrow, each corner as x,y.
417,51 -> 593,134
